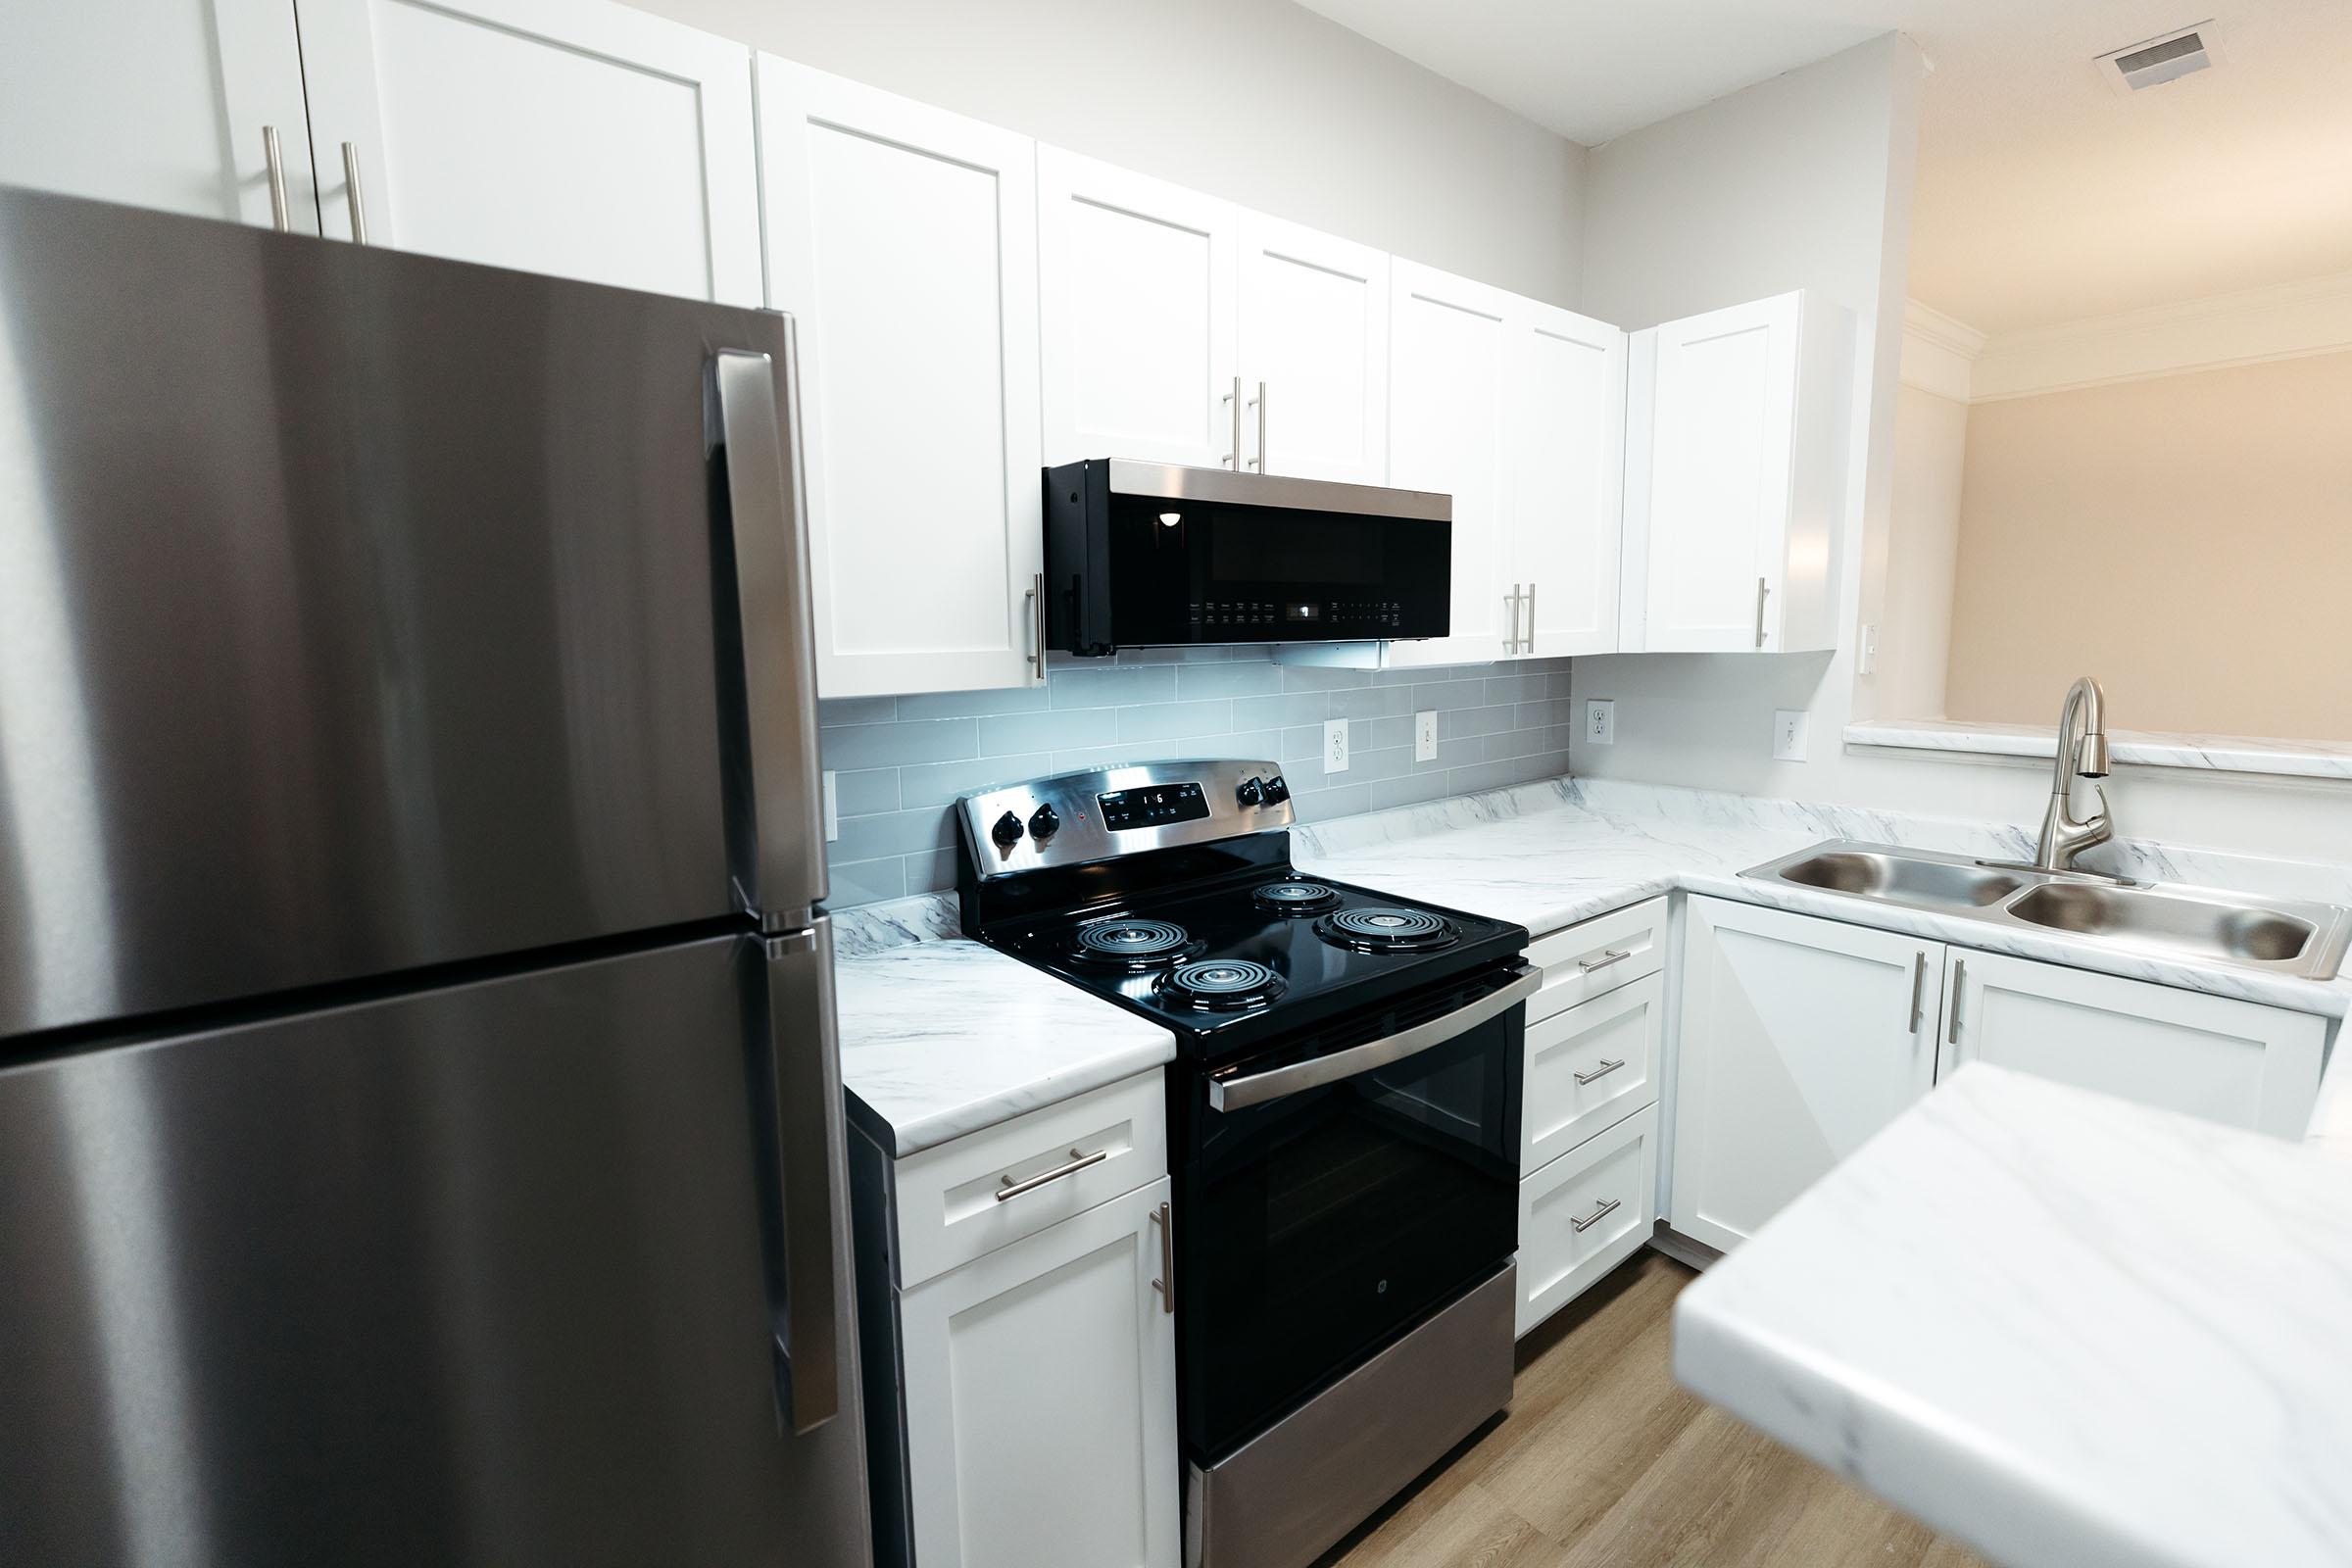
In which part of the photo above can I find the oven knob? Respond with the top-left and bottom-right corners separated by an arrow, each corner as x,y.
1236,777 -> 1264,808
1027,803 -> 1060,839
1262,774 -> 1290,804
990,809 -> 1024,848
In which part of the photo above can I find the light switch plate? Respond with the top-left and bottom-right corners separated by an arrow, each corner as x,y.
1415,710 -> 1439,761
1773,710 -> 1810,762
1858,622 -> 1879,676
1584,699 -> 1615,747
822,770 -> 839,841
1324,718 -> 1350,774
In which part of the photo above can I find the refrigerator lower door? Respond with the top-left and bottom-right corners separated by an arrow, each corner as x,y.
0,932 -> 868,1568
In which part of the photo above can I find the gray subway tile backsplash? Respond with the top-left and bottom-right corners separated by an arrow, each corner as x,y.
815,650 -> 1575,908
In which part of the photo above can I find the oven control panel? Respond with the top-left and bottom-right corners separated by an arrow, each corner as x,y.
956,760 -> 1292,878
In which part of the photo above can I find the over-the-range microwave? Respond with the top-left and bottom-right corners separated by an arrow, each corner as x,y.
1043,459 -> 1451,655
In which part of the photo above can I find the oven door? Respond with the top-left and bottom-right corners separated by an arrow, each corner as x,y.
1174,963 -> 1534,1461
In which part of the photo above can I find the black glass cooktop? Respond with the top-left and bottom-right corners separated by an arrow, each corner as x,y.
982,866 -> 1526,1058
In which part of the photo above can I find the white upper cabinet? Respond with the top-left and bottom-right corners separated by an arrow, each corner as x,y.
1038,150 -> 1239,469
1,0 -> 319,232
1940,950 -> 2327,1138
1236,214 -> 1390,484
1671,898 -> 1941,1253
1385,260 -> 1517,667
1509,302 -> 1627,658
760,60 -> 1046,699
293,0 -> 762,304
1622,290 -> 1849,653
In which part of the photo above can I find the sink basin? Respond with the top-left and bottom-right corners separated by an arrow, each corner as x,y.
1740,839 -> 2352,980
1772,849 -> 2026,909
2005,883 -> 2317,964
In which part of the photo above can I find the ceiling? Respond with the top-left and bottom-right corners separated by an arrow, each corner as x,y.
1295,0 -> 2352,334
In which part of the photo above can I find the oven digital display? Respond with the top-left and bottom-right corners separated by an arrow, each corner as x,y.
1097,782 -> 1209,831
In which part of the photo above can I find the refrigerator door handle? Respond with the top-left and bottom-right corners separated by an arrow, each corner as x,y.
759,920 -> 848,1435
711,338 -> 827,931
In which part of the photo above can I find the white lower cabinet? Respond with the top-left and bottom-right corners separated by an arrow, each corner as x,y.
1517,1102 -> 1657,1337
1940,948 -> 2326,1137
900,1176 -> 1178,1568
1669,898 -> 1940,1253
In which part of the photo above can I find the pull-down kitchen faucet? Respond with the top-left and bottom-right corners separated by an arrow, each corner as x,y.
2034,676 -> 2113,872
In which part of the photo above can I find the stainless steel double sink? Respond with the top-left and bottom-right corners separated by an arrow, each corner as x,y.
1740,842 -> 2352,981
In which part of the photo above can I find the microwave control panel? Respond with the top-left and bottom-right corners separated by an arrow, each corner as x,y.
1190,599 -> 1400,631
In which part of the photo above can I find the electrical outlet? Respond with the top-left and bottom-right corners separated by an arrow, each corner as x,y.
1773,710 -> 1810,762
1324,718 -> 1350,774
1415,710 -> 1439,761
822,770 -> 839,841
1584,699 -> 1615,747
1858,621 -> 1879,676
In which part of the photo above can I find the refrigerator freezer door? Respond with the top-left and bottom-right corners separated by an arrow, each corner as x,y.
0,187 -> 826,1037
0,932 -> 869,1567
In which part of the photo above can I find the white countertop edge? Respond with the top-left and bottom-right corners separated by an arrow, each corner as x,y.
845,1034 -> 1174,1158
1843,719 -> 2352,782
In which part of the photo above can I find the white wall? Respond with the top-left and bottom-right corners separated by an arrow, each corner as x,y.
1567,32 -> 2352,865
632,0 -> 1588,308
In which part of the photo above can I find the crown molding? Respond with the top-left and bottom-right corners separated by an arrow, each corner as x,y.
1970,268 -> 2352,403
1899,298 -> 1984,402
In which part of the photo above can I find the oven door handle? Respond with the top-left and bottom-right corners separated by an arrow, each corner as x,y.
1207,964 -> 1542,1112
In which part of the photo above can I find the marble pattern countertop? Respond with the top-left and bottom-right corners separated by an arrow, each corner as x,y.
1844,717 -> 2352,782
1673,1064 -> 2352,1568
828,930 -> 1172,1157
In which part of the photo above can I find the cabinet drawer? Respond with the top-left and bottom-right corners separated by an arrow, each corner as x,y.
1523,972 -> 1660,1172
1516,1102 -> 1657,1338
892,1070 -> 1166,1289
1525,897 -> 1666,1022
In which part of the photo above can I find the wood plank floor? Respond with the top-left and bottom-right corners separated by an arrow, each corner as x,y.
1311,1251 -> 1989,1568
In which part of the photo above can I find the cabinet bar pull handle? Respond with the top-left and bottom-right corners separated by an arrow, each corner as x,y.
340,142 -> 370,243
1524,580 -> 1536,655
1908,953 -> 1927,1033
1579,948 -> 1631,974
1025,571 -> 1045,679
1222,375 -> 1241,468
1946,959 -> 1967,1047
1574,1057 -> 1626,1086
1151,1200 -> 1173,1313
1504,583 -> 1523,654
262,126 -> 292,232
1571,1196 -> 1622,1233
995,1146 -> 1107,1201
1249,380 -> 1267,470
1753,576 -> 1770,648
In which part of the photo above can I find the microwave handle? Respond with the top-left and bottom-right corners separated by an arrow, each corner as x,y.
1207,964 -> 1541,1112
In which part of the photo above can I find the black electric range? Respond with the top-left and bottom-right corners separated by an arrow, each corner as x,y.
955,759 -> 1533,1568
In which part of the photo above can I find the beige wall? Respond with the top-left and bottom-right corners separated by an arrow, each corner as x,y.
1945,349 -> 2352,741
1879,384 -> 1969,717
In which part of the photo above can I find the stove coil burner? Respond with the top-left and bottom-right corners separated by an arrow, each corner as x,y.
1251,879 -> 1341,915
1313,906 -> 1459,953
1069,917 -> 1200,970
1155,958 -> 1288,1011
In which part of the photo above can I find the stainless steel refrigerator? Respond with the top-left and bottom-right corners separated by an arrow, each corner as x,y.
0,187 -> 869,1566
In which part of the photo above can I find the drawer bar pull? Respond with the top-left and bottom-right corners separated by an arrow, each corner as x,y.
1574,1057 -> 1627,1086
1570,1196 -> 1623,1233
995,1147 -> 1107,1202
1151,1200 -> 1173,1313
1578,949 -> 1633,974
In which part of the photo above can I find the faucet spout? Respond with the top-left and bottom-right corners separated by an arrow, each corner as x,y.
2035,676 -> 2114,872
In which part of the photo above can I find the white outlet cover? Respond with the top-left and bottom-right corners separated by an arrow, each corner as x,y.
1584,699 -> 1615,746
1324,717 -> 1350,774
1858,621 -> 1879,676
1415,710 -> 1439,762
1773,710 -> 1810,762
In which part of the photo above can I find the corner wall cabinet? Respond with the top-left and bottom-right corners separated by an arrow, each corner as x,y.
759,59 -> 1047,699
1621,291 -> 1850,653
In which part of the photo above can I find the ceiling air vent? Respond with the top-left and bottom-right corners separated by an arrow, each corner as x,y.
2096,23 -> 2219,94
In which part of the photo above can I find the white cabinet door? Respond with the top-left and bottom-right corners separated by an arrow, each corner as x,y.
1,0 -> 319,231
1671,899 -> 1942,1252
901,1177 -> 1179,1568
1509,302 -> 1626,658
1386,260 -> 1516,667
1939,950 -> 2327,1138
1038,149 -> 1239,469
760,60 -> 1045,699
1236,213 -> 1389,484
293,0 -> 761,303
